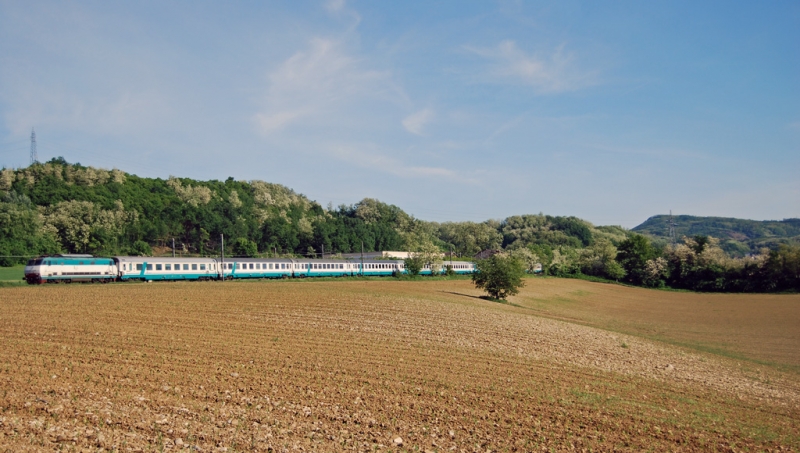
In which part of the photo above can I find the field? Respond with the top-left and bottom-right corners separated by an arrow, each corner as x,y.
0,265 -> 23,284
513,278 -> 800,370
1,278 -> 798,452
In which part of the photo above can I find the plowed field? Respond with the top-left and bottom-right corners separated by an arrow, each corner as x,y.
1,279 -> 798,452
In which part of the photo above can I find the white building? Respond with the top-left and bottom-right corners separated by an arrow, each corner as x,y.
339,251 -> 414,260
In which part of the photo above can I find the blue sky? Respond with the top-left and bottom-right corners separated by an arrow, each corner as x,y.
1,0 -> 797,227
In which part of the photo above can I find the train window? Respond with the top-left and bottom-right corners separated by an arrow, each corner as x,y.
200,264 -> 206,270
136,264 -> 142,270
165,264 -> 171,271
280,263 -> 285,269
146,264 -> 153,271
192,264 -> 198,270
156,264 -> 162,271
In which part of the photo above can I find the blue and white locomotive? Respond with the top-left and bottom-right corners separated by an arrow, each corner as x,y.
24,255 -> 117,284
24,254 -> 475,284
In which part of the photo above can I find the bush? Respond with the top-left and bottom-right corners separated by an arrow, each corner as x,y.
130,240 -> 152,256
404,255 -> 424,276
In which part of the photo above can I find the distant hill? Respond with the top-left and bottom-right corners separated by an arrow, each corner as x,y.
632,215 -> 800,256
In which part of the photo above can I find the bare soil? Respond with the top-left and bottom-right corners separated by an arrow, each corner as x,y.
0,279 -> 798,452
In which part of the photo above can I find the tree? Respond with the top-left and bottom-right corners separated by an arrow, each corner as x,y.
404,255 -> 424,276
472,254 -> 525,300
232,237 -> 258,257
509,246 -> 541,273
130,240 -> 152,256
617,234 -> 659,285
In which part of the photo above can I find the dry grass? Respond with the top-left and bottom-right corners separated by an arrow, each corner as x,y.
513,277 -> 800,369
0,279 -> 798,452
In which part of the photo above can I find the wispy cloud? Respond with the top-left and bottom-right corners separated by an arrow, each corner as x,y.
325,0 -> 346,13
466,40 -> 597,94
253,37 -> 404,135
327,142 -> 480,183
402,108 -> 434,135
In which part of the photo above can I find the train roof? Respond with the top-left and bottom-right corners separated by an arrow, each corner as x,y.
114,256 -> 217,263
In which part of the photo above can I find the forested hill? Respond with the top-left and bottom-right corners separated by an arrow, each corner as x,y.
633,215 -> 800,256
3,160 -> 798,292
0,159 -> 626,265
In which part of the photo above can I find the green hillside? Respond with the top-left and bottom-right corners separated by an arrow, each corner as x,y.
0,159 -> 618,265
632,215 -> 800,256
2,160 -> 797,292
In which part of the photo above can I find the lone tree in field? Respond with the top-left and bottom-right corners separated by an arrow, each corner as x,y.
472,254 -> 525,300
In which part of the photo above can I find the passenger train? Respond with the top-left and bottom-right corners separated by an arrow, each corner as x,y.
23,254 -> 476,284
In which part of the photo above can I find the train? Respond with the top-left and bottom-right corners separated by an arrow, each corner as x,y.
23,254 -> 476,284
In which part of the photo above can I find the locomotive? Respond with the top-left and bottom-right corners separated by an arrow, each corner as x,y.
23,254 -> 475,284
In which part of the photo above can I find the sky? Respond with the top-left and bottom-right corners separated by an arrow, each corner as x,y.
0,0 -> 798,228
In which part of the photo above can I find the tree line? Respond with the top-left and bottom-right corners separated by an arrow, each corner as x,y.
1,159 -> 797,292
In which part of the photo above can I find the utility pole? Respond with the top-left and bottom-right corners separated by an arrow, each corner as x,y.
361,241 -> 364,276
172,238 -> 175,257
30,128 -> 38,165
321,244 -> 325,260
450,245 -> 453,270
220,234 -> 225,281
